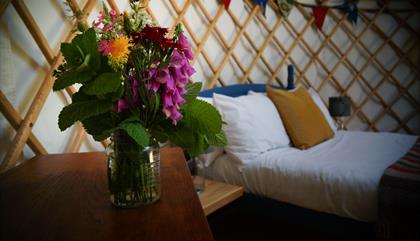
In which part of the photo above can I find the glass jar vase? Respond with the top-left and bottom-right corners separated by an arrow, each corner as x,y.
190,156 -> 206,193
106,130 -> 160,208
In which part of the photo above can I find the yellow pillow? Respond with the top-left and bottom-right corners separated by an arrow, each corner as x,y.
267,86 -> 334,149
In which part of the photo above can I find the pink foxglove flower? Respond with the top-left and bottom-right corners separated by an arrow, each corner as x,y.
181,62 -> 196,77
155,68 -> 171,84
170,50 -> 187,68
130,76 -> 141,107
114,99 -> 130,113
113,76 -> 141,113
162,106 -> 182,124
154,49 -> 195,124
146,69 -> 160,93
171,68 -> 188,87
177,33 -> 194,60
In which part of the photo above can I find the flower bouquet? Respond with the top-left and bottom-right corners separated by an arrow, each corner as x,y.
53,2 -> 226,207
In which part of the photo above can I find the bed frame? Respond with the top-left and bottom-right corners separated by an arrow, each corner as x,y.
206,192 -> 377,241
198,82 -> 295,98
199,84 -> 376,240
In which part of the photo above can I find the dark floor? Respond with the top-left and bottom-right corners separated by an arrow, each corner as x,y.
207,194 -> 378,241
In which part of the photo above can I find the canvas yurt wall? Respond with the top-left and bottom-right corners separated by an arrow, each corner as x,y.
0,0 -> 419,169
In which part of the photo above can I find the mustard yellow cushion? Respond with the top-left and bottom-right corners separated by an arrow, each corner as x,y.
267,86 -> 334,149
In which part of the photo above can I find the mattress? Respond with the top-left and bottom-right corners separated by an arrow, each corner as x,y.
206,131 -> 418,222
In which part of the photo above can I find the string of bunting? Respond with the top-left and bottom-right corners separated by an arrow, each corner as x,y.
256,0 -> 269,16
224,0 -> 231,9
222,0 -> 418,30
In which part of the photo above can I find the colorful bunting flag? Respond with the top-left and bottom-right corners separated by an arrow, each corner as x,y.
256,0 -> 268,16
276,0 -> 295,18
218,0 -> 366,26
296,0 -> 344,8
312,6 -> 328,30
340,1 -> 358,24
287,65 -> 295,89
224,0 -> 231,9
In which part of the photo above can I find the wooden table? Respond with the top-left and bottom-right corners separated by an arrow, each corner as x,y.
199,179 -> 244,216
0,148 -> 214,241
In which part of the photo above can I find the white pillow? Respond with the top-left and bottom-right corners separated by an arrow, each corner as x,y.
196,96 -> 223,166
213,93 -> 290,162
307,88 -> 338,132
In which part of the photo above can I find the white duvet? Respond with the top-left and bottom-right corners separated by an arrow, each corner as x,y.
206,131 -> 418,222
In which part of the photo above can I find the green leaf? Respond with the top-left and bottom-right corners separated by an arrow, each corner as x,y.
150,128 -> 169,143
53,70 -> 94,91
98,55 -> 113,73
83,72 -> 122,95
206,131 -> 227,147
183,82 -> 202,103
93,131 -> 115,142
165,126 -> 205,157
90,128 -> 116,141
77,21 -> 87,32
58,100 -> 113,131
71,89 -> 96,102
188,133 -> 207,157
82,113 -> 114,136
72,28 -> 100,68
108,85 -> 124,101
61,42 -> 82,67
75,53 -> 91,72
183,99 -> 222,135
118,122 -> 150,147
119,115 -> 141,125
168,127 -> 195,149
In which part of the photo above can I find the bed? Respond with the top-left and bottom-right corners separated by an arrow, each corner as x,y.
198,84 -> 418,223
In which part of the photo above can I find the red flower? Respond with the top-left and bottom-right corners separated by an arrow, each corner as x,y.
131,26 -> 177,49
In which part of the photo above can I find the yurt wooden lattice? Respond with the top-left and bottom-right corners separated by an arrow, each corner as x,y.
0,0 -> 419,172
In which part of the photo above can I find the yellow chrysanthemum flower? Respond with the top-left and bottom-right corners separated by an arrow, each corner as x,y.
108,36 -> 132,70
